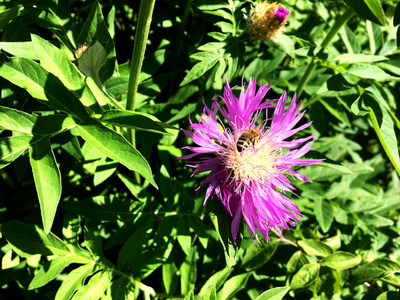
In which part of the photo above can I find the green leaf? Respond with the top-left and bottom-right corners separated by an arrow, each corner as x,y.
0,135 -> 31,169
298,240 -> 333,257
352,258 -> 400,282
0,106 -> 37,134
362,93 -> 400,176
199,268 -> 233,298
394,1 -> 400,26
343,0 -> 385,25
31,34 -> 100,109
0,41 -> 37,60
162,262 -> 178,295
216,273 -> 251,300
131,216 -> 177,280
29,137 -> 61,234
77,2 -> 115,84
0,54 -> 89,119
2,221 -> 72,257
77,118 -> 157,188
0,4 -> 21,27
347,64 -> 398,81
290,263 -> 320,290
99,110 -> 166,134
180,246 -> 197,295
210,200 -> 241,268
55,263 -> 97,300
71,270 -> 112,300
200,282 -> 217,300
254,286 -> 291,300
63,195 -> 144,223
314,198 -> 334,233
117,218 -> 154,270
29,256 -> 76,289
321,251 -> 362,270
177,216 -> 192,256
377,291 -> 400,300
241,242 -> 277,270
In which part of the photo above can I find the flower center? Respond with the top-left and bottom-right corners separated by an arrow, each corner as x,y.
223,134 -> 278,188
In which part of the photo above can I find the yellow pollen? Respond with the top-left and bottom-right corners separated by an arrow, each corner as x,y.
224,138 -> 277,186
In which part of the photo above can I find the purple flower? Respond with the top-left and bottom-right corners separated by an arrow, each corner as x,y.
180,78 -> 323,243
274,7 -> 289,24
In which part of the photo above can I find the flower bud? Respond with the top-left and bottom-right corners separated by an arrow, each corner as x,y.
246,1 -> 289,41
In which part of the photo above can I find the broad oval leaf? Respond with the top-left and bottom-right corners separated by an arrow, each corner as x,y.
298,239 -> 333,257
255,286 -> 290,300
352,258 -> 400,282
216,273 -> 251,300
241,241 -> 277,270
77,118 -> 157,188
290,263 -> 320,290
314,198 -> 333,233
321,251 -> 362,270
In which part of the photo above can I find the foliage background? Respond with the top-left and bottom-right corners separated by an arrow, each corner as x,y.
0,0 -> 400,299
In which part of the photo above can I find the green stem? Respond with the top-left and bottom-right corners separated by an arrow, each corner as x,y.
296,8 -> 355,98
126,0 -> 156,146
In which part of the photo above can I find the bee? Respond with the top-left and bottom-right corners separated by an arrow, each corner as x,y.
75,42 -> 89,59
236,128 -> 261,152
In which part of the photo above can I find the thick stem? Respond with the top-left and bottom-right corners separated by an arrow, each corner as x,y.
126,0 -> 156,146
296,8 -> 355,98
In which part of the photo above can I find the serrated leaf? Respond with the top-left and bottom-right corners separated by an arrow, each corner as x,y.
321,251 -> 362,270
55,263 -> 97,300
77,118 -> 157,188
298,239 -> 333,257
254,286 -> 290,300
0,54 -> 89,119
343,0 -> 385,25
290,263 -> 320,290
29,137 -> 61,234
0,135 -> 31,169
99,110 -> 166,134
314,198 -> 333,233
352,258 -> 400,282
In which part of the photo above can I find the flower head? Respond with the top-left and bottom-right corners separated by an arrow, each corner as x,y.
180,78 -> 323,243
246,1 -> 289,41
